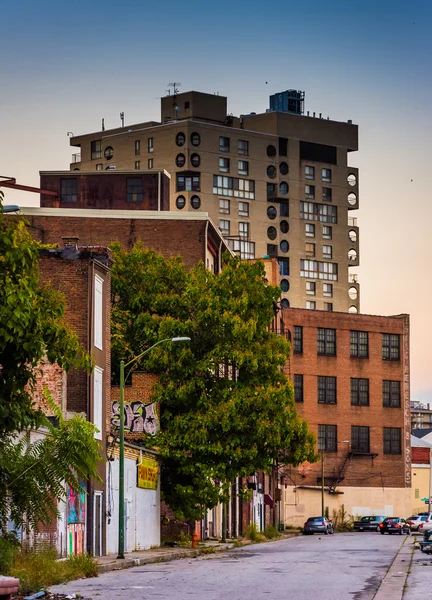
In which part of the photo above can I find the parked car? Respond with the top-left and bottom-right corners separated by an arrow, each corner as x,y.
407,515 -> 429,531
379,517 -> 410,535
353,516 -> 386,532
303,517 -> 334,535
418,520 -> 432,533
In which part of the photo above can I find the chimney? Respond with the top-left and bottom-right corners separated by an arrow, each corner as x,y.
62,236 -> 80,248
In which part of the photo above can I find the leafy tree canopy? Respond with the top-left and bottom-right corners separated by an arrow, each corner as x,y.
111,243 -> 317,520
0,193 -> 91,435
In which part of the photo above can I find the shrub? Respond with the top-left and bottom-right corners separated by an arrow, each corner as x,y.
178,531 -> 192,547
264,525 -> 280,539
0,533 -> 20,574
245,523 -> 266,543
331,504 -> 354,532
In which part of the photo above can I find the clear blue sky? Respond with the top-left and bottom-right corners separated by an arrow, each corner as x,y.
1,0 -> 431,401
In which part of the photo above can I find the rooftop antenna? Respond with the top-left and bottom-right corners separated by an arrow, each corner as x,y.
168,82 -> 181,97
120,112 -> 125,127
102,118 -> 105,131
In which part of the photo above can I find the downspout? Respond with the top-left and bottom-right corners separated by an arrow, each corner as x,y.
204,219 -> 209,267
157,171 -> 161,211
87,260 -> 95,555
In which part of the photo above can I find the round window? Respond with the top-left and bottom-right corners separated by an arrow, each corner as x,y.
267,145 -> 277,158
279,181 -> 289,195
280,279 -> 289,293
176,132 -> 185,147
281,298 -> 290,309
348,305 -> 358,314
347,173 -> 357,186
104,146 -> 114,160
348,229 -> 357,242
176,153 -> 186,168
190,132 -> 201,146
348,286 -> 358,300
280,220 -> 289,234
280,240 -> 289,253
267,206 -> 277,220
267,165 -> 277,179
280,162 -> 289,175
190,195 -> 201,209
267,226 -> 277,240
348,192 -> 357,205
176,195 -> 186,209
190,153 -> 201,168
348,249 -> 357,262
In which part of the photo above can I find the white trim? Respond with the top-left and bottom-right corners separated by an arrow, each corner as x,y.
93,367 -> 103,440
94,274 -> 103,350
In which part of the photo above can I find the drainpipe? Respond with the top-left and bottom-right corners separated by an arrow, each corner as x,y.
157,171 -> 161,211
204,220 -> 209,267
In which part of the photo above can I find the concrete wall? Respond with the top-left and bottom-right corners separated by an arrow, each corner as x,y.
411,465 -> 431,515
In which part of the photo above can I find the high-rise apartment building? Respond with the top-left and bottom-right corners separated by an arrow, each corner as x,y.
69,90 -> 360,312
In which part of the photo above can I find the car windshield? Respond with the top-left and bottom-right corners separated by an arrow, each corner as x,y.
385,518 -> 400,523
308,518 -> 324,523
408,516 -> 418,520
361,517 -> 370,522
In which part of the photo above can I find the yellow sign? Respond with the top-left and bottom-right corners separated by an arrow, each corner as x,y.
137,457 -> 159,490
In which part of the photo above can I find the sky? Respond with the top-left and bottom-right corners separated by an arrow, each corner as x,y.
1,0 -> 431,401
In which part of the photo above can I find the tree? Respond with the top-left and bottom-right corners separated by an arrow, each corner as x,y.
111,243 -> 317,520
0,192 -> 91,435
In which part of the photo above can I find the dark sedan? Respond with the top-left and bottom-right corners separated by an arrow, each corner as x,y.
303,517 -> 334,535
354,516 -> 386,532
379,517 -> 410,535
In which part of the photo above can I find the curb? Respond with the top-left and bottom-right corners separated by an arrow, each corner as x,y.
373,537 -> 414,600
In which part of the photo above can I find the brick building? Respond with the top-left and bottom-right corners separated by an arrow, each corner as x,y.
36,241 -> 112,556
281,307 -> 411,525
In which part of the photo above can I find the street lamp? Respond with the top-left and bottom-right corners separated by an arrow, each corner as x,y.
117,336 -> 191,559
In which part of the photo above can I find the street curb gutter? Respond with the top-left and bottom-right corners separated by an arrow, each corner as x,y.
97,533 -> 301,575
373,538 -> 414,600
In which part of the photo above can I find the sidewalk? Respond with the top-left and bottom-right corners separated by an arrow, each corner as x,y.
96,540 -> 246,574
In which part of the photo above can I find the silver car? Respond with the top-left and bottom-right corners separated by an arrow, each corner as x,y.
407,515 -> 429,531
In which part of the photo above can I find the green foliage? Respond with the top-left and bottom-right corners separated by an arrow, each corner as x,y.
0,196 -> 91,435
245,522 -> 266,542
263,524 -> 280,539
0,390 -> 101,532
177,531 -> 192,547
10,548 -> 97,594
111,244 -> 317,520
0,532 -> 20,573
331,504 -> 354,531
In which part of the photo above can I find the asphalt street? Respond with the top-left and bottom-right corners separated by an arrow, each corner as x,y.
51,532 -> 406,600
404,535 -> 432,600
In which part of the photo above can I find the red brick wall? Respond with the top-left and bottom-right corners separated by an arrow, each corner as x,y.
32,359 -> 65,415
283,308 -> 410,489
412,447 -> 430,464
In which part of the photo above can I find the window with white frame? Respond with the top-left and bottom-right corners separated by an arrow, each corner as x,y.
305,223 -> 315,237
227,238 -> 255,260
94,275 -> 103,350
319,204 -> 337,223
148,138 -> 154,153
322,226 -> 332,239
219,219 -> 230,235
93,367 -> 103,440
305,165 -> 315,180
135,161 -> 140,170
323,245 -> 332,259
301,202 -> 315,220
238,160 -> 249,176
239,222 -> 249,239
322,168 -> 331,182
213,175 -> 255,199
319,262 -> 338,280
306,281 -> 316,295
135,140 -> 140,156
305,185 -> 315,199
219,157 -> 230,173
306,300 -> 316,310
323,283 -> 333,297
219,137 -> 230,152
239,201 -> 249,217
219,198 -> 230,214
300,259 -> 318,278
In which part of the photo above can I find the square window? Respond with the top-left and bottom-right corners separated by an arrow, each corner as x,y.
279,201 -> 289,217
317,328 -> 336,356
61,178 -> 78,203
324,302 -> 333,312
293,326 -> 303,353
305,185 -> 315,199
267,183 -> 276,199
220,137 -> 230,152
96,163 -> 103,171
91,140 -> 102,160
135,140 -> 140,156
306,300 -> 316,310
323,283 -> 333,297
322,168 -> 332,182
322,226 -> 332,240
318,424 -> 337,452
352,426 -> 370,453
177,174 -> 200,192
323,245 -> 332,259
239,201 -> 249,217
383,380 -> 401,408
350,331 -> 368,358
382,334 -> 400,361
219,219 -> 230,235
279,258 -> 289,276
239,222 -> 249,239
305,223 -> 315,238
305,165 -> 315,180
135,160 -> 140,170
126,177 -> 143,202
148,158 -> 153,169
219,198 -> 230,214
219,157 -> 230,173
351,378 -> 369,406
384,428 -> 401,454
318,376 -> 336,404
294,374 -> 303,403
148,138 -> 154,153
238,160 -> 249,176
305,242 -> 315,257
184,101 -> 190,109
306,281 -> 316,296
238,140 -> 249,155
322,187 -> 332,202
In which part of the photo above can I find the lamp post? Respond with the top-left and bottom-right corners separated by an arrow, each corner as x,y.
117,336 -> 190,559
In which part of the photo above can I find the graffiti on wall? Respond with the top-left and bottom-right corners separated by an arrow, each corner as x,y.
67,482 -> 86,525
111,401 -> 160,436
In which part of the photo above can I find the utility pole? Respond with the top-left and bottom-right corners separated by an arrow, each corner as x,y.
429,448 -> 432,513
321,451 -> 325,518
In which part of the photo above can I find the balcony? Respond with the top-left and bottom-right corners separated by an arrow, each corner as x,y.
71,153 -> 81,164
349,273 -> 359,284
348,216 -> 357,227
